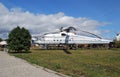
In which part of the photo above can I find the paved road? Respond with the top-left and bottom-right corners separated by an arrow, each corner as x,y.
0,51 -> 69,77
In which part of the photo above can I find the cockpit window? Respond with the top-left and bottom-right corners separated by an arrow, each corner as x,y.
61,33 -> 66,36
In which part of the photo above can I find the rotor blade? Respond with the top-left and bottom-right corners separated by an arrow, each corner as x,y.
79,30 -> 102,39
44,31 -> 59,35
68,26 -> 77,31
63,26 -> 77,32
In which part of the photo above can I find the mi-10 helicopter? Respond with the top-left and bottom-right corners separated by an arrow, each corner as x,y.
32,27 -> 111,49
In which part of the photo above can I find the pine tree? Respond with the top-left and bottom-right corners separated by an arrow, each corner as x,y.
8,26 -> 31,52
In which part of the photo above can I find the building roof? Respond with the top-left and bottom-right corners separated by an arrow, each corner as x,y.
0,41 -> 7,45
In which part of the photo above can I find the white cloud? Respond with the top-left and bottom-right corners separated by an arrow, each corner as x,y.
0,3 -> 106,38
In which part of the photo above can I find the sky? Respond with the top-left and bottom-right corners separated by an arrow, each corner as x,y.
0,0 -> 120,39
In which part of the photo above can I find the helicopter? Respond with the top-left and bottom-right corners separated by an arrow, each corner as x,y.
32,27 -> 111,49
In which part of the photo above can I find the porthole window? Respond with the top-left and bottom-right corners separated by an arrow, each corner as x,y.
61,33 -> 66,36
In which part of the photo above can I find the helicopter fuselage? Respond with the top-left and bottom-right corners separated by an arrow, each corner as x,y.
33,31 -> 111,49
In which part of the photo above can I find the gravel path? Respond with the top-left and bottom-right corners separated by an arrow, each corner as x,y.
0,51 -> 69,77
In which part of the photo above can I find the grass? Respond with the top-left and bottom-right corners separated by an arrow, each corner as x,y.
11,48 -> 120,77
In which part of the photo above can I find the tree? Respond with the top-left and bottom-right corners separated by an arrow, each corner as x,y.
114,39 -> 120,48
21,27 -> 31,51
0,38 -> 2,42
8,26 -> 31,52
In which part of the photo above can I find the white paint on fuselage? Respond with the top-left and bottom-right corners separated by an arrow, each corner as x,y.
36,31 -> 111,44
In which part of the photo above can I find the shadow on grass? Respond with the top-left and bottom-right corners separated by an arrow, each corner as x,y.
63,49 -> 72,54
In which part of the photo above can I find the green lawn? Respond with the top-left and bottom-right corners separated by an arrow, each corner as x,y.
11,49 -> 120,77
